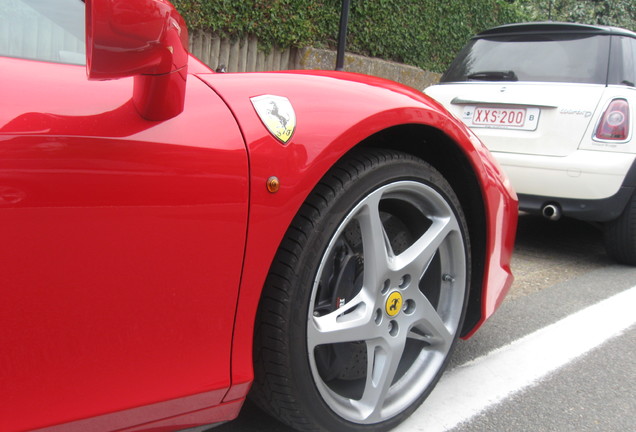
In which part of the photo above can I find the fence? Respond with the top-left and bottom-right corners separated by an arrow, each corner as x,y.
189,31 -> 299,73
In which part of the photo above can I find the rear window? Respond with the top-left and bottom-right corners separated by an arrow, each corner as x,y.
609,36 -> 636,87
441,33 -> 610,85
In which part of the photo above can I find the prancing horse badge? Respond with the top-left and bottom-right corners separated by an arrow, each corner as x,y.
250,95 -> 296,144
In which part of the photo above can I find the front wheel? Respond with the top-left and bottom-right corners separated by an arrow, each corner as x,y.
251,149 -> 470,432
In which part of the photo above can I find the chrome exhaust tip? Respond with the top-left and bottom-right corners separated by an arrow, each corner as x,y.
542,203 -> 562,221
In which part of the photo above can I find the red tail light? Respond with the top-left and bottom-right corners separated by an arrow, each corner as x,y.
595,99 -> 630,141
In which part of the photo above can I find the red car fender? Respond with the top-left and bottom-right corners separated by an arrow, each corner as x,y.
196,70 -> 517,401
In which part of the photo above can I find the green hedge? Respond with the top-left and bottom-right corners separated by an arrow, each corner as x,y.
172,0 -> 528,73
518,0 -> 636,31
347,1 -> 527,72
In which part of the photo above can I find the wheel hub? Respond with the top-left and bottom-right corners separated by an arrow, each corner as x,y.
385,291 -> 403,317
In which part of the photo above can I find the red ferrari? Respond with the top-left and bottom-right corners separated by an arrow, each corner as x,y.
0,1 -> 517,431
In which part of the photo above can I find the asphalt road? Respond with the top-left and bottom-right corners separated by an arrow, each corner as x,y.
207,214 -> 636,432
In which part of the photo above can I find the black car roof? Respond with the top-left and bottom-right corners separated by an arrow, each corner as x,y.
476,22 -> 636,39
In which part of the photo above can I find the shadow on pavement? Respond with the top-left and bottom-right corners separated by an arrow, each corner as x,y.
511,213 -> 612,298
205,399 -> 295,432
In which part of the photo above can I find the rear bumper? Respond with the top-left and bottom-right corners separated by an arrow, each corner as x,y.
518,187 -> 634,221
493,150 -> 636,200
493,150 -> 636,221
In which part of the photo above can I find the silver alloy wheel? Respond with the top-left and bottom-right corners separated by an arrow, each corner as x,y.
307,180 -> 467,423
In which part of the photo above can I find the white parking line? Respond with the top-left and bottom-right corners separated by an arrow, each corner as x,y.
395,285 -> 636,432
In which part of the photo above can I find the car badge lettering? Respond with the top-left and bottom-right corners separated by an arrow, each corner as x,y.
250,95 -> 296,144
560,108 -> 592,118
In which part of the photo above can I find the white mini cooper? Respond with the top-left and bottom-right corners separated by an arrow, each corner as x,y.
426,22 -> 636,265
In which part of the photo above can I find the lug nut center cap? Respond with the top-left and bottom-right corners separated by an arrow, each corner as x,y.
385,291 -> 403,317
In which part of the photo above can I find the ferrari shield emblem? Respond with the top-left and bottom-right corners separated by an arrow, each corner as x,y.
250,95 -> 296,144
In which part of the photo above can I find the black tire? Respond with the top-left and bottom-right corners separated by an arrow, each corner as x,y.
251,149 -> 471,432
604,192 -> 636,265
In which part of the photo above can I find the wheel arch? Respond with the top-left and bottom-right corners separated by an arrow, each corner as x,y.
353,124 -> 488,336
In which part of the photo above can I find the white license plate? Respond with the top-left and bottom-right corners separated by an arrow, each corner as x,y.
462,106 -> 540,131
